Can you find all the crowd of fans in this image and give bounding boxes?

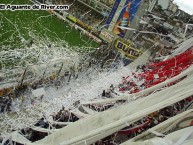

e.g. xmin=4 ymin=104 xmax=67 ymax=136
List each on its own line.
xmin=1 ymin=1 xmax=192 ymax=145
xmin=20 ymin=127 xmax=48 ymax=142
xmin=0 ymin=96 xmax=12 ymax=113
xmin=96 ymin=47 xmax=193 ymax=103
xmin=17 ymin=108 xmax=80 ymax=142
xmin=77 ymin=47 xmax=193 ymax=122
xmin=51 ymin=107 xmax=79 ymax=122
xmin=117 ymin=48 xmax=193 ymax=94
xmin=48 ymin=0 xmax=114 ymax=8
xmin=3 ymin=94 xmax=192 ymax=143
xmin=84 ymin=48 xmax=193 ymax=144
xmin=0 ymin=48 xmax=193 ymax=144
xmin=81 ymin=0 xmax=114 ymax=8
xmin=85 ymin=104 xmax=114 ymax=112
xmin=95 ymin=95 xmax=193 ymax=144
xmin=0 ymin=91 xmax=45 ymax=114
xmin=149 ymin=45 xmax=173 ymax=63
xmin=51 ymin=0 xmax=105 ymax=31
